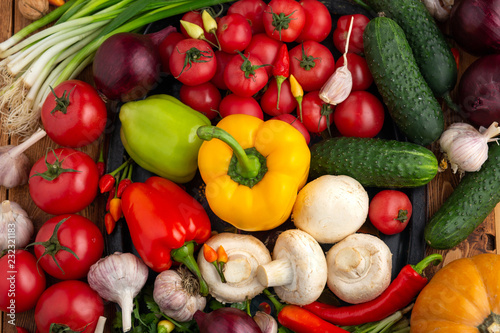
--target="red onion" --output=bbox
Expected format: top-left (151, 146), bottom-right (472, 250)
top-left (457, 54), bottom-right (500, 127)
top-left (194, 308), bottom-right (263, 333)
top-left (449, 0), bottom-right (500, 56)
top-left (92, 26), bottom-right (175, 102)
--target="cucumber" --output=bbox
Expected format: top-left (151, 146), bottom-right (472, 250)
top-left (424, 143), bottom-right (500, 249)
top-left (363, 17), bottom-right (444, 146)
top-left (359, 0), bottom-right (457, 103)
top-left (309, 136), bottom-right (438, 188)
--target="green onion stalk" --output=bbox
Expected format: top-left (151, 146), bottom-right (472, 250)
top-left (0, 0), bottom-right (236, 137)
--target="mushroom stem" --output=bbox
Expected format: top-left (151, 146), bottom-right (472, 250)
top-left (224, 254), bottom-right (252, 284)
top-left (335, 247), bottom-right (368, 279)
top-left (256, 258), bottom-right (294, 287)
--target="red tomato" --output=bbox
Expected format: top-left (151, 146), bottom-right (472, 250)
top-left (211, 50), bottom-right (234, 90)
top-left (158, 32), bottom-right (185, 74)
top-left (296, 0), bottom-right (332, 43)
top-left (179, 11), bottom-right (217, 45)
top-left (272, 114), bottom-right (311, 144)
top-left (262, 0), bottom-right (306, 42)
top-left (260, 77), bottom-right (297, 116)
top-left (219, 94), bottom-right (264, 119)
top-left (217, 13), bottom-right (252, 54)
top-left (227, 0), bottom-right (267, 34)
top-left (336, 53), bottom-right (373, 91)
top-left (224, 52), bottom-right (269, 97)
top-left (244, 33), bottom-right (282, 76)
top-left (333, 91), bottom-right (385, 138)
top-left (289, 41), bottom-right (336, 92)
top-left (35, 280), bottom-right (104, 333)
top-left (180, 82), bottom-right (221, 120)
top-left (369, 190), bottom-right (413, 235)
top-left (169, 39), bottom-right (216, 86)
top-left (33, 214), bottom-right (104, 280)
top-left (333, 14), bottom-right (370, 55)
top-left (0, 250), bottom-right (46, 313)
top-left (301, 90), bottom-right (334, 134)
top-left (41, 80), bottom-right (107, 148)
top-left (29, 148), bottom-right (99, 215)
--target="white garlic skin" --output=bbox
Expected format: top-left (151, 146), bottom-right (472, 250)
top-left (439, 122), bottom-right (500, 173)
top-left (0, 200), bottom-right (33, 251)
top-left (254, 311), bottom-right (278, 333)
top-left (153, 269), bottom-right (206, 323)
top-left (319, 65), bottom-right (353, 105)
top-left (0, 146), bottom-right (31, 188)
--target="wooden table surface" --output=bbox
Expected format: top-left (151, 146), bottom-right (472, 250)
top-left (1, 1), bottom-right (498, 332)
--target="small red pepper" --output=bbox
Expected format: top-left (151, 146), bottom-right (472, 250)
top-left (104, 212), bottom-right (116, 235)
top-left (272, 43), bottom-right (290, 109)
top-left (203, 244), bottom-right (226, 283)
top-left (98, 159), bottom-right (130, 193)
top-left (109, 197), bottom-right (122, 222)
top-left (106, 186), bottom-right (115, 211)
top-left (96, 140), bottom-right (105, 178)
top-left (303, 254), bottom-right (443, 326)
top-left (121, 176), bottom-right (212, 295)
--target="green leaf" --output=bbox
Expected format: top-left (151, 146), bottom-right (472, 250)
top-left (208, 299), bottom-right (225, 311)
top-left (230, 302), bottom-right (247, 311)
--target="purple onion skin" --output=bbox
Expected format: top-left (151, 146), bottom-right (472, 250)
top-left (458, 54), bottom-right (500, 127)
top-left (450, 0), bottom-right (500, 56)
top-left (93, 32), bottom-right (161, 102)
top-left (194, 308), bottom-right (263, 333)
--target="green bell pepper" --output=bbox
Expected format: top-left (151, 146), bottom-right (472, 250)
top-left (119, 94), bottom-right (210, 183)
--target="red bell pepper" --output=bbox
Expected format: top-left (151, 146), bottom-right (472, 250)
top-left (121, 176), bottom-right (212, 295)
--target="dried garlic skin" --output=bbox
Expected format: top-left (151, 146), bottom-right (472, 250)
top-left (319, 65), bottom-right (353, 105)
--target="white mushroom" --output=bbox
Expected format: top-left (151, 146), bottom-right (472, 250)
top-left (292, 175), bottom-right (369, 244)
top-left (326, 233), bottom-right (392, 304)
top-left (197, 233), bottom-right (271, 304)
top-left (256, 229), bottom-right (327, 305)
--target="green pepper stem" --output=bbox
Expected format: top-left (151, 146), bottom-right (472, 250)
top-left (263, 289), bottom-right (284, 313)
top-left (197, 125), bottom-right (261, 179)
top-left (412, 254), bottom-right (443, 275)
top-left (171, 241), bottom-right (209, 296)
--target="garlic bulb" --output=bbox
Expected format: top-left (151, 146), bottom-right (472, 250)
top-left (0, 200), bottom-right (33, 251)
top-left (439, 122), bottom-right (500, 173)
top-left (87, 252), bottom-right (149, 333)
top-left (422, 0), bottom-right (454, 21)
top-left (153, 267), bottom-right (206, 322)
top-left (253, 311), bottom-right (278, 333)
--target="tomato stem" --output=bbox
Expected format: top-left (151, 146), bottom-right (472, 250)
top-left (49, 85), bottom-right (75, 114)
top-left (29, 148), bottom-right (81, 182)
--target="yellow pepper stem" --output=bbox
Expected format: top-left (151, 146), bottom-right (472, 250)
top-left (197, 125), bottom-right (262, 180)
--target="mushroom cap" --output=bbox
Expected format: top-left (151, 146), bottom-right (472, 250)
top-left (264, 229), bottom-right (328, 305)
top-left (197, 232), bottom-right (272, 304)
top-left (326, 233), bottom-right (392, 304)
top-left (292, 175), bottom-right (369, 244)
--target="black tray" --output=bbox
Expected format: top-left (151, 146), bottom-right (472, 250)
top-left (105, 0), bottom-right (427, 283)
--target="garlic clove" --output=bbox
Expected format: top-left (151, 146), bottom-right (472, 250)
top-left (318, 65), bottom-right (353, 106)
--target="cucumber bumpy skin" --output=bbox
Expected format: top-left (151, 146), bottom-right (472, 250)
top-left (359, 0), bottom-right (457, 103)
top-left (363, 17), bottom-right (444, 146)
top-left (425, 142), bottom-right (500, 249)
top-left (309, 136), bottom-right (438, 188)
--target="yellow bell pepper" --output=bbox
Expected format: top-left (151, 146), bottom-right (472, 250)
top-left (197, 114), bottom-right (310, 231)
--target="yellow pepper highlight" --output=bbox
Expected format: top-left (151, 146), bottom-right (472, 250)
top-left (197, 114), bottom-right (310, 231)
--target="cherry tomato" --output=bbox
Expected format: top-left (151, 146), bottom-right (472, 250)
top-left (369, 190), bottom-right (413, 235)
top-left (289, 41), bottom-right (336, 92)
top-left (35, 280), bottom-right (104, 333)
top-left (272, 114), bottom-right (311, 144)
top-left (227, 0), bottom-right (267, 34)
top-left (29, 148), bottom-right (99, 215)
top-left (0, 250), bottom-right (46, 313)
top-left (217, 13), bottom-right (252, 54)
top-left (333, 91), bottom-right (385, 138)
top-left (211, 50), bottom-right (234, 90)
top-left (219, 94), bottom-right (264, 119)
top-left (333, 14), bottom-right (370, 55)
top-left (41, 80), bottom-right (107, 148)
top-left (179, 10), bottom-right (217, 45)
top-left (244, 33), bottom-right (283, 76)
top-left (336, 53), bottom-right (373, 91)
top-left (295, 0), bottom-right (332, 43)
top-left (262, 0), bottom-right (306, 42)
top-left (224, 52), bottom-right (269, 97)
top-left (169, 39), bottom-right (216, 86)
top-left (158, 32), bottom-right (185, 74)
top-left (301, 90), bottom-right (334, 134)
top-left (260, 77), bottom-right (297, 116)
top-left (33, 214), bottom-right (104, 280)
top-left (180, 82), bottom-right (221, 120)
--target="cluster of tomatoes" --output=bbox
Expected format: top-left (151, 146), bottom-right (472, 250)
top-left (159, 0), bottom-right (386, 144)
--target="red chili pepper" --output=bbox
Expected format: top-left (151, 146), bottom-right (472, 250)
top-left (303, 254), bottom-right (443, 326)
top-left (451, 47), bottom-right (460, 70)
top-left (104, 212), bottom-right (116, 235)
top-left (272, 43), bottom-right (290, 109)
top-left (279, 305), bottom-right (349, 333)
top-left (96, 141), bottom-right (105, 178)
top-left (121, 176), bottom-right (212, 295)
top-left (98, 159), bottom-right (130, 193)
